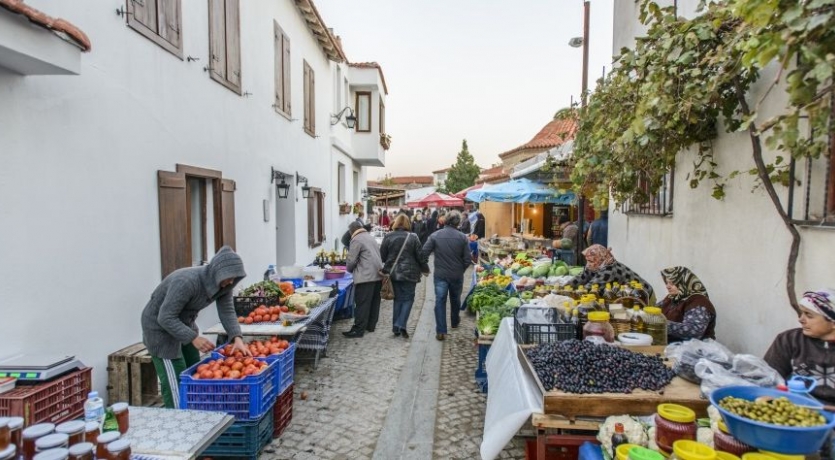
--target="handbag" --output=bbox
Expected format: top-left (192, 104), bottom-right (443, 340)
top-left (380, 234), bottom-right (411, 300)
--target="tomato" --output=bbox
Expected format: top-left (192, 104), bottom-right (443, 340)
top-left (279, 306), bottom-right (289, 313)
top-left (244, 317), bottom-right (253, 325)
top-left (270, 336), bottom-right (278, 343)
top-left (201, 370), bottom-right (214, 379)
top-left (233, 351), bottom-right (243, 358)
top-left (231, 362), bottom-right (244, 371)
top-left (192, 372), bottom-right (201, 379)
top-left (213, 370), bottom-right (223, 379)
top-left (237, 316), bottom-right (245, 323)
top-left (243, 357), bottom-right (254, 366)
top-left (228, 370), bottom-right (241, 379)
top-left (224, 357), bottom-right (235, 365)
top-left (197, 364), bottom-right (210, 372)
top-left (253, 315), bottom-right (263, 322)
top-left (270, 314), bottom-right (279, 322)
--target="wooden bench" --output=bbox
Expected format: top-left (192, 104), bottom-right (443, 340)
top-left (106, 343), bottom-right (162, 407)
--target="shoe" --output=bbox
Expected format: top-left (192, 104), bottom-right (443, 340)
top-left (451, 324), bottom-right (459, 329)
top-left (401, 329), bottom-right (409, 339)
top-left (342, 329), bottom-right (364, 338)
top-left (392, 329), bottom-right (401, 337)
top-left (436, 333), bottom-right (446, 341)
top-left (366, 328), bottom-right (375, 333)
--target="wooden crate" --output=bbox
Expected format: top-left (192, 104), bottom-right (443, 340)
top-left (106, 343), bottom-right (162, 407)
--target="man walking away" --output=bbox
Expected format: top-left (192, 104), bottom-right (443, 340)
top-left (421, 211), bottom-right (472, 341)
top-left (459, 212), bottom-right (471, 234)
top-left (587, 210), bottom-right (609, 248)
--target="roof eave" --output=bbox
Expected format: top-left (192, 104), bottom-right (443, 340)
top-left (294, 0), bottom-right (346, 63)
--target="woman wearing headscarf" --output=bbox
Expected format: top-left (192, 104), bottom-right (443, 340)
top-left (764, 289), bottom-right (835, 407)
top-left (569, 244), bottom-right (655, 301)
top-left (658, 266), bottom-right (717, 342)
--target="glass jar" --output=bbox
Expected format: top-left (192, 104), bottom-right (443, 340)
top-left (35, 433), bottom-right (69, 452)
top-left (67, 442), bottom-right (93, 460)
top-left (95, 432), bottom-right (120, 460)
top-left (8, 417), bottom-right (23, 455)
top-left (21, 424), bottom-right (55, 460)
top-left (583, 311), bottom-right (615, 342)
top-left (54, 421), bottom-right (85, 447)
top-left (627, 446), bottom-right (666, 460)
top-left (655, 404), bottom-right (697, 454)
top-left (713, 421), bottom-right (755, 457)
top-left (0, 418), bottom-right (9, 451)
top-left (82, 423), bottom-right (98, 446)
top-left (110, 403), bottom-right (129, 435)
top-left (670, 440), bottom-right (716, 460)
top-left (106, 439), bottom-right (131, 460)
top-left (0, 445), bottom-right (15, 460)
top-left (33, 448), bottom-right (69, 460)
top-left (643, 306), bottom-right (668, 346)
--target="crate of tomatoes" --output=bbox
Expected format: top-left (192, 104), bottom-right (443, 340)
top-left (215, 338), bottom-right (296, 395)
top-left (179, 355), bottom-right (278, 421)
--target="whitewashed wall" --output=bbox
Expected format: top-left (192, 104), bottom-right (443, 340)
top-left (609, 0), bottom-right (835, 356)
top-left (0, 0), bottom-right (376, 398)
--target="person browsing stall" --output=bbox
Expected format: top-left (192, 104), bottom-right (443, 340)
top-left (658, 266), bottom-right (717, 342)
top-left (569, 244), bottom-right (655, 302)
top-left (343, 221), bottom-right (384, 338)
top-left (141, 246), bottom-right (252, 409)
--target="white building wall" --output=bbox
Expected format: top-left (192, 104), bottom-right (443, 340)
top-left (609, 0), bottom-right (835, 356)
top-left (0, 0), bottom-right (378, 398)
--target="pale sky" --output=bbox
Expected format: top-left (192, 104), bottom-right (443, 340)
top-left (314, 0), bottom-right (615, 179)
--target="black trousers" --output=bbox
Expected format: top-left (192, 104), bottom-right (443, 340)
top-left (353, 281), bottom-right (382, 332)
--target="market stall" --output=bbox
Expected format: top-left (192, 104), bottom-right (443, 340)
top-left (123, 406), bottom-right (234, 459)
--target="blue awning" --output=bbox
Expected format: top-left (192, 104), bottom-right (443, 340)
top-left (465, 178), bottom-right (576, 204)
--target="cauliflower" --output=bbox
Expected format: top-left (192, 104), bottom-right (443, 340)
top-left (697, 427), bottom-right (714, 448)
top-left (707, 405), bottom-right (722, 433)
top-left (597, 415), bottom-right (649, 456)
top-left (647, 426), bottom-right (659, 451)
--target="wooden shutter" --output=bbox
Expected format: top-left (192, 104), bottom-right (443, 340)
top-left (129, 0), bottom-right (158, 33)
top-left (224, 0), bottom-right (241, 90)
top-left (309, 67), bottom-right (315, 134)
top-left (158, 0), bottom-right (181, 48)
top-left (303, 62), bottom-right (311, 133)
top-left (218, 178), bottom-right (237, 250)
top-left (273, 22), bottom-right (283, 113)
top-left (307, 192), bottom-right (315, 247)
top-left (208, 0), bottom-right (227, 82)
top-left (316, 191), bottom-right (325, 243)
top-left (282, 34), bottom-right (291, 114)
top-left (158, 170), bottom-right (189, 279)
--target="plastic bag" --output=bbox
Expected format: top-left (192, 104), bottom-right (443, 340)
top-left (666, 339), bottom-right (733, 383)
top-left (516, 305), bottom-right (557, 325)
top-left (695, 354), bottom-right (785, 397)
top-left (695, 359), bottom-right (754, 397)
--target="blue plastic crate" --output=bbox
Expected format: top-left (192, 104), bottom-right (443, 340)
top-left (474, 342), bottom-right (491, 393)
top-left (275, 342), bottom-right (296, 393)
top-left (203, 403), bottom-right (274, 460)
top-left (179, 356), bottom-right (278, 421)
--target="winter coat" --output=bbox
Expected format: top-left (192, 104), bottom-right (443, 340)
top-left (421, 226), bottom-right (472, 280)
top-left (412, 220), bottom-right (429, 244)
top-left (380, 230), bottom-right (429, 283)
top-left (346, 229), bottom-right (384, 284)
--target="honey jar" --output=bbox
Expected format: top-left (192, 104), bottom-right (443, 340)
top-left (32, 448), bottom-right (69, 460)
top-left (8, 417), bottom-right (23, 454)
top-left (110, 403), bottom-right (129, 435)
top-left (35, 433), bottom-right (69, 452)
top-left (94, 432), bottom-right (120, 460)
top-left (0, 418), bottom-right (9, 450)
top-left (21, 423), bottom-right (55, 460)
top-left (105, 439), bottom-right (131, 460)
top-left (67, 442), bottom-right (93, 460)
top-left (0, 445), bottom-right (15, 460)
top-left (82, 423), bottom-right (98, 446)
top-left (54, 421), bottom-right (85, 447)
top-left (654, 404), bottom-right (697, 454)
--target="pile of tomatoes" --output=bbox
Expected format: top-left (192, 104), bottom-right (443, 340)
top-left (237, 305), bottom-right (289, 324)
top-left (218, 337), bottom-right (291, 358)
top-left (191, 356), bottom-right (268, 380)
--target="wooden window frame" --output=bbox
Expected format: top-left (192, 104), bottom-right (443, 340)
top-left (307, 188), bottom-right (325, 248)
top-left (355, 91), bottom-right (371, 133)
top-left (273, 21), bottom-right (291, 117)
top-left (379, 98), bottom-right (386, 134)
top-left (787, 148), bottom-right (835, 226)
top-left (208, 0), bottom-right (242, 95)
top-left (126, 0), bottom-right (184, 59)
top-left (303, 61), bottom-right (316, 137)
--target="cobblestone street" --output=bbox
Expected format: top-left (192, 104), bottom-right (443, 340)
top-left (262, 266), bottom-right (526, 459)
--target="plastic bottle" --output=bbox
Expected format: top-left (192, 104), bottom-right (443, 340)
top-left (263, 264), bottom-right (276, 281)
top-left (630, 306), bottom-right (645, 333)
top-left (83, 392), bottom-right (104, 426)
top-left (611, 422), bottom-right (630, 460)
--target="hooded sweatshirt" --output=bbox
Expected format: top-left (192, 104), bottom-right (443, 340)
top-left (141, 246), bottom-right (246, 359)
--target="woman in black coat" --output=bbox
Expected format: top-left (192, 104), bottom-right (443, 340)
top-left (380, 214), bottom-right (430, 338)
top-left (426, 210), bottom-right (439, 235)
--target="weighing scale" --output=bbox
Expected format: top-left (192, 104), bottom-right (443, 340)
top-left (0, 354), bottom-right (84, 381)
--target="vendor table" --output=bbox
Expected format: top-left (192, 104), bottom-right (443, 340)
top-left (315, 273), bottom-right (355, 320)
top-left (123, 406), bottom-right (234, 460)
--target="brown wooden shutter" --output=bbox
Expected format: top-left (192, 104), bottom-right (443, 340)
top-left (224, 0), bottom-right (241, 90)
top-left (208, 0), bottom-right (227, 81)
top-left (316, 191), bottom-right (325, 243)
top-left (307, 192), bottom-right (315, 246)
top-left (218, 178), bottom-right (237, 250)
top-left (158, 0), bottom-right (181, 48)
top-left (130, 0), bottom-right (158, 33)
top-left (303, 63), bottom-right (310, 131)
top-left (282, 34), bottom-right (291, 114)
top-left (273, 23), bottom-right (283, 113)
top-left (158, 170), bottom-right (189, 279)
top-left (309, 67), bottom-right (315, 134)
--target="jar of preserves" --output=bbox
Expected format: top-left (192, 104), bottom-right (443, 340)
top-left (67, 442), bottom-right (93, 460)
top-left (740, 454), bottom-right (778, 460)
top-left (95, 432), bottom-right (120, 460)
top-left (33, 448), bottom-right (69, 460)
top-left (670, 440), bottom-right (716, 460)
top-left (643, 307), bottom-right (668, 346)
top-left (110, 403), bottom-right (129, 435)
top-left (756, 452), bottom-right (803, 460)
top-left (8, 417), bottom-right (23, 454)
top-left (82, 423), bottom-right (98, 446)
top-left (55, 421), bottom-right (85, 447)
top-left (713, 421), bottom-right (755, 456)
top-left (0, 445), bottom-right (15, 460)
top-left (21, 424), bottom-right (55, 460)
top-left (0, 418), bottom-right (9, 451)
top-left (106, 439), bottom-right (131, 460)
top-left (627, 446), bottom-right (665, 460)
top-left (654, 403), bottom-right (697, 454)
top-left (35, 433), bottom-right (69, 452)
top-left (583, 311), bottom-right (615, 342)
top-left (715, 453), bottom-right (741, 460)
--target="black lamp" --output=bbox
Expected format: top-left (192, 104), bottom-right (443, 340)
top-left (331, 106), bottom-right (357, 128)
top-left (271, 167), bottom-right (290, 199)
top-left (297, 172), bottom-right (311, 199)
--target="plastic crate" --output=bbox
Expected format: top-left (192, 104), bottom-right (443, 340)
top-left (0, 368), bottom-right (91, 427)
top-left (275, 342), bottom-right (296, 393)
top-left (272, 383), bottom-right (293, 438)
top-left (514, 307), bottom-right (576, 345)
top-left (233, 296), bottom-right (281, 317)
top-left (179, 357), bottom-right (277, 421)
top-left (203, 403), bottom-right (274, 460)
top-left (474, 343), bottom-right (491, 393)
top-left (525, 434), bottom-right (600, 460)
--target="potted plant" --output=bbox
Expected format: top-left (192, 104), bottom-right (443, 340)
top-left (380, 133), bottom-right (392, 150)
top-left (352, 201), bottom-right (364, 214)
top-left (339, 202), bottom-right (351, 215)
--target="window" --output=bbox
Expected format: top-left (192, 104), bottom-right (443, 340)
top-left (208, 0), bottom-right (241, 94)
top-left (355, 92), bottom-right (371, 132)
top-left (273, 21), bottom-right (291, 116)
top-left (303, 61), bottom-right (316, 136)
top-left (126, 0), bottom-right (183, 58)
top-left (307, 188), bottom-right (325, 247)
top-left (379, 98), bottom-right (386, 134)
top-left (157, 165), bottom-right (237, 278)
top-left (788, 148), bottom-right (835, 226)
top-left (621, 169), bottom-right (674, 216)
top-left (337, 163), bottom-right (346, 203)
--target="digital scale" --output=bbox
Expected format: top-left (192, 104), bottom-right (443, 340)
top-left (0, 354), bottom-right (84, 381)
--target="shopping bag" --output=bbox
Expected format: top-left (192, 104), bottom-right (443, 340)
top-left (380, 275), bottom-right (395, 300)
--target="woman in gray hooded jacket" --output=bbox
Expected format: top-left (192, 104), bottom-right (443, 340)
top-left (141, 246), bottom-right (251, 408)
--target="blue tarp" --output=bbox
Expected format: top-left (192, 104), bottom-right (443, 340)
top-left (465, 178), bottom-right (576, 204)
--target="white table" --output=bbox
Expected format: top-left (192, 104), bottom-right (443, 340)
top-left (123, 406), bottom-right (234, 460)
top-left (203, 298), bottom-right (335, 339)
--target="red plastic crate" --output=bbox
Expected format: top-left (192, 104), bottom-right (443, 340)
top-left (272, 383), bottom-right (293, 438)
top-left (0, 368), bottom-right (92, 427)
top-left (525, 434), bottom-right (600, 460)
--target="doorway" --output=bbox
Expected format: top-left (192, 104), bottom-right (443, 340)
top-left (275, 181), bottom-right (297, 267)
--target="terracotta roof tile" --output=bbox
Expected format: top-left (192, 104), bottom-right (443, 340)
top-left (388, 175), bottom-right (433, 185)
top-left (483, 172), bottom-right (510, 184)
top-left (348, 61), bottom-right (389, 95)
top-left (0, 0), bottom-right (91, 51)
top-left (294, 0), bottom-right (346, 62)
top-left (432, 167), bottom-right (451, 174)
top-left (498, 117), bottom-right (577, 159)
top-left (479, 165), bottom-right (505, 176)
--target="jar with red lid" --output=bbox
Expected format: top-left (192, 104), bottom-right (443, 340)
top-left (55, 421), bottom-right (85, 447)
top-left (583, 311), bottom-right (615, 342)
top-left (713, 421), bottom-right (756, 457)
top-left (654, 403), bottom-right (697, 454)
top-left (110, 403), bottom-right (129, 435)
top-left (21, 423), bottom-right (55, 460)
top-left (8, 417), bottom-right (23, 454)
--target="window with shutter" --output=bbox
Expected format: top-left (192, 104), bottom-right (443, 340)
top-left (303, 61), bottom-right (315, 137)
top-left (356, 92), bottom-right (371, 132)
top-left (379, 99), bottom-right (386, 134)
top-left (274, 21), bottom-right (291, 116)
top-left (126, 0), bottom-right (183, 58)
top-left (307, 188), bottom-right (325, 247)
top-left (157, 170), bottom-right (189, 278)
top-left (208, 0), bottom-right (242, 94)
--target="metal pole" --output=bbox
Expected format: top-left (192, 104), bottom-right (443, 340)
top-left (576, 0), bottom-right (590, 264)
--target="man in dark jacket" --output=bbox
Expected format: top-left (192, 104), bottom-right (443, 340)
top-left (141, 246), bottom-right (251, 408)
top-left (421, 211), bottom-right (472, 340)
top-left (473, 212), bottom-right (486, 239)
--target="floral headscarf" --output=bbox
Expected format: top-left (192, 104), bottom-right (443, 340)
top-left (582, 244), bottom-right (616, 272)
top-left (799, 288), bottom-right (835, 322)
top-left (661, 266), bottom-right (708, 301)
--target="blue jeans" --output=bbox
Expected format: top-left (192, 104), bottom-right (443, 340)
top-left (392, 280), bottom-right (417, 331)
top-left (434, 276), bottom-right (463, 334)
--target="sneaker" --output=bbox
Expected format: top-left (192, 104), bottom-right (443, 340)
top-left (436, 333), bottom-right (446, 341)
top-left (401, 329), bottom-right (409, 339)
top-left (342, 329), bottom-right (364, 338)
top-left (392, 328), bottom-right (401, 337)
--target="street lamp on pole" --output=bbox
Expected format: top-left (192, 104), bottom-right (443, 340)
top-left (569, 0), bottom-right (590, 264)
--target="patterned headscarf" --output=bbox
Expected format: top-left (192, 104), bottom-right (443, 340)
top-left (799, 288), bottom-right (835, 322)
top-left (582, 244), bottom-right (616, 272)
top-left (661, 266), bottom-right (708, 301)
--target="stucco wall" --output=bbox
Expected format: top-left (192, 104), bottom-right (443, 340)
top-left (0, 0), bottom-right (372, 398)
